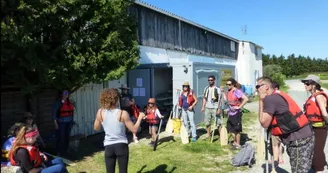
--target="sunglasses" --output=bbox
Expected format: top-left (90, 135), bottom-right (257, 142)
top-left (255, 84), bottom-right (265, 89)
top-left (182, 85), bottom-right (189, 87)
top-left (303, 82), bottom-right (311, 86)
top-left (208, 80), bottom-right (214, 82)
top-left (148, 102), bottom-right (155, 105)
top-left (226, 83), bottom-right (232, 86)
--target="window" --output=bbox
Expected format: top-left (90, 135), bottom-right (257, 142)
top-left (230, 41), bottom-right (236, 52)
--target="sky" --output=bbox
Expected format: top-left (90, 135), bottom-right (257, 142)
top-left (142, 0), bottom-right (328, 59)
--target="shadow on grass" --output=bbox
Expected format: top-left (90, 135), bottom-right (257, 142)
top-left (137, 164), bottom-right (177, 173)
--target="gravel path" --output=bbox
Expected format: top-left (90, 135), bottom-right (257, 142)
top-left (232, 80), bottom-right (328, 173)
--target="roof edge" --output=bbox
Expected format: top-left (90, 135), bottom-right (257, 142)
top-left (134, 0), bottom-right (239, 42)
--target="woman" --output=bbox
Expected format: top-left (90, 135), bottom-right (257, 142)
top-left (9, 126), bottom-right (68, 173)
top-left (23, 112), bottom-right (45, 150)
top-left (225, 78), bottom-right (248, 149)
top-left (52, 90), bottom-right (75, 156)
top-left (302, 75), bottom-right (328, 173)
top-left (93, 88), bottom-right (145, 173)
top-left (1, 123), bottom-right (24, 166)
top-left (145, 98), bottom-right (164, 146)
top-left (178, 82), bottom-right (198, 142)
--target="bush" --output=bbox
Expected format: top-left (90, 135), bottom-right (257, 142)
top-left (263, 65), bottom-right (286, 87)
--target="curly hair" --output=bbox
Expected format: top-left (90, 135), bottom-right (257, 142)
top-left (100, 88), bottom-right (120, 109)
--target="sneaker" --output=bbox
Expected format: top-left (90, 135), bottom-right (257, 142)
top-left (148, 141), bottom-right (154, 146)
top-left (191, 137), bottom-right (197, 142)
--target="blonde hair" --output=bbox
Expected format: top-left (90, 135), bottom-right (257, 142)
top-left (9, 126), bottom-right (34, 158)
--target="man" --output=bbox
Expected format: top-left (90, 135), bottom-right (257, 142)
top-left (225, 78), bottom-right (248, 149)
top-left (119, 84), bottom-right (139, 143)
top-left (201, 75), bottom-right (222, 139)
top-left (257, 77), bottom-right (314, 173)
top-left (270, 82), bottom-right (284, 165)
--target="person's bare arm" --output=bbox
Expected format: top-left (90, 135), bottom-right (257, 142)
top-left (93, 109), bottom-right (102, 131)
top-left (259, 99), bottom-right (273, 128)
top-left (191, 93), bottom-right (198, 107)
top-left (201, 97), bottom-right (207, 112)
top-left (316, 94), bottom-right (328, 122)
top-left (123, 110), bottom-right (145, 133)
top-left (238, 94), bottom-right (249, 109)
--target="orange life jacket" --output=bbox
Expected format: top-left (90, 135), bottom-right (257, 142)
top-left (304, 91), bottom-right (328, 123)
top-left (227, 89), bottom-right (241, 106)
top-left (59, 100), bottom-right (74, 117)
top-left (179, 90), bottom-right (195, 107)
top-left (131, 104), bottom-right (140, 119)
top-left (146, 108), bottom-right (159, 124)
top-left (270, 91), bottom-right (309, 136)
top-left (10, 145), bottom-right (42, 167)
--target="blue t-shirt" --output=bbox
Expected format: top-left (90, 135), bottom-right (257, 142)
top-left (2, 136), bottom-right (15, 166)
top-left (181, 94), bottom-right (189, 109)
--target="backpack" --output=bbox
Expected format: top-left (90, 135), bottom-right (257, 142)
top-left (231, 143), bottom-right (256, 168)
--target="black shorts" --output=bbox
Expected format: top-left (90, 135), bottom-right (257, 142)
top-left (227, 112), bottom-right (243, 133)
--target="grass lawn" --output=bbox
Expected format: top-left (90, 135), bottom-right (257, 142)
top-left (67, 112), bottom-right (258, 173)
top-left (287, 72), bottom-right (328, 80)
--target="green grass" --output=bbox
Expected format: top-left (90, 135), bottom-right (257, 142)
top-left (321, 82), bottom-right (328, 89)
top-left (67, 112), bottom-right (258, 173)
top-left (287, 72), bottom-right (328, 80)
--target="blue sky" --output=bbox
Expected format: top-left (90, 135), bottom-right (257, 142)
top-left (142, 0), bottom-right (328, 59)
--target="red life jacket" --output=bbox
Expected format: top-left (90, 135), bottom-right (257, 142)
top-left (179, 90), bottom-right (195, 107)
top-left (131, 104), bottom-right (140, 119)
top-left (227, 89), bottom-right (241, 106)
top-left (10, 145), bottom-right (42, 167)
top-left (305, 91), bottom-right (328, 123)
top-left (146, 108), bottom-right (159, 124)
top-left (270, 91), bottom-right (309, 136)
top-left (59, 100), bottom-right (74, 117)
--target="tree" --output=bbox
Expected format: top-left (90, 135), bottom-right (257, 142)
top-left (1, 0), bottom-right (139, 94)
top-left (263, 64), bottom-right (286, 87)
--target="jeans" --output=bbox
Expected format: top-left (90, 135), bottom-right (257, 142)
top-left (181, 109), bottom-right (197, 138)
top-left (56, 121), bottom-right (73, 155)
top-left (41, 158), bottom-right (68, 173)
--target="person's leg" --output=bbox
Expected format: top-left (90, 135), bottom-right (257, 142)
top-left (272, 136), bottom-right (279, 162)
top-left (115, 143), bottom-right (129, 173)
top-left (204, 108), bottom-right (211, 137)
top-left (151, 125), bottom-right (158, 142)
top-left (104, 145), bottom-right (117, 173)
top-left (181, 109), bottom-right (190, 137)
top-left (312, 128), bottom-right (327, 172)
top-left (40, 164), bottom-right (67, 173)
top-left (56, 122), bottom-right (66, 156)
top-left (235, 112), bottom-right (242, 146)
top-left (278, 142), bottom-right (284, 164)
top-left (63, 121), bottom-right (73, 154)
top-left (187, 110), bottom-right (197, 140)
top-left (287, 135), bottom-right (314, 173)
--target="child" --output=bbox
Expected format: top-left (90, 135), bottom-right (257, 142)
top-left (145, 98), bottom-right (164, 147)
top-left (1, 123), bottom-right (24, 166)
top-left (23, 112), bottom-right (45, 150)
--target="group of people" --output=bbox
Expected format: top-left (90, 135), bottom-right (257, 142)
top-left (257, 75), bottom-right (328, 173)
top-left (2, 74), bottom-right (326, 173)
top-left (1, 90), bottom-right (74, 173)
top-left (93, 75), bottom-right (250, 173)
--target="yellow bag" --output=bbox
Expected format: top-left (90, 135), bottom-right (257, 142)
top-left (172, 118), bottom-right (182, 134)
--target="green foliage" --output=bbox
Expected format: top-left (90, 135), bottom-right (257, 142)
top-left (262, 54), bottom-right (328, 78)
top-left (1, 0), bottom-right (139, 94)
top-left (263, 64), bottom-right (286, 87)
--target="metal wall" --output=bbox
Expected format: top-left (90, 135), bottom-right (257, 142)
top-left (70, 83), bottom-right (104, 137)
top-left (131, 4), bottom-right (238, 59)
